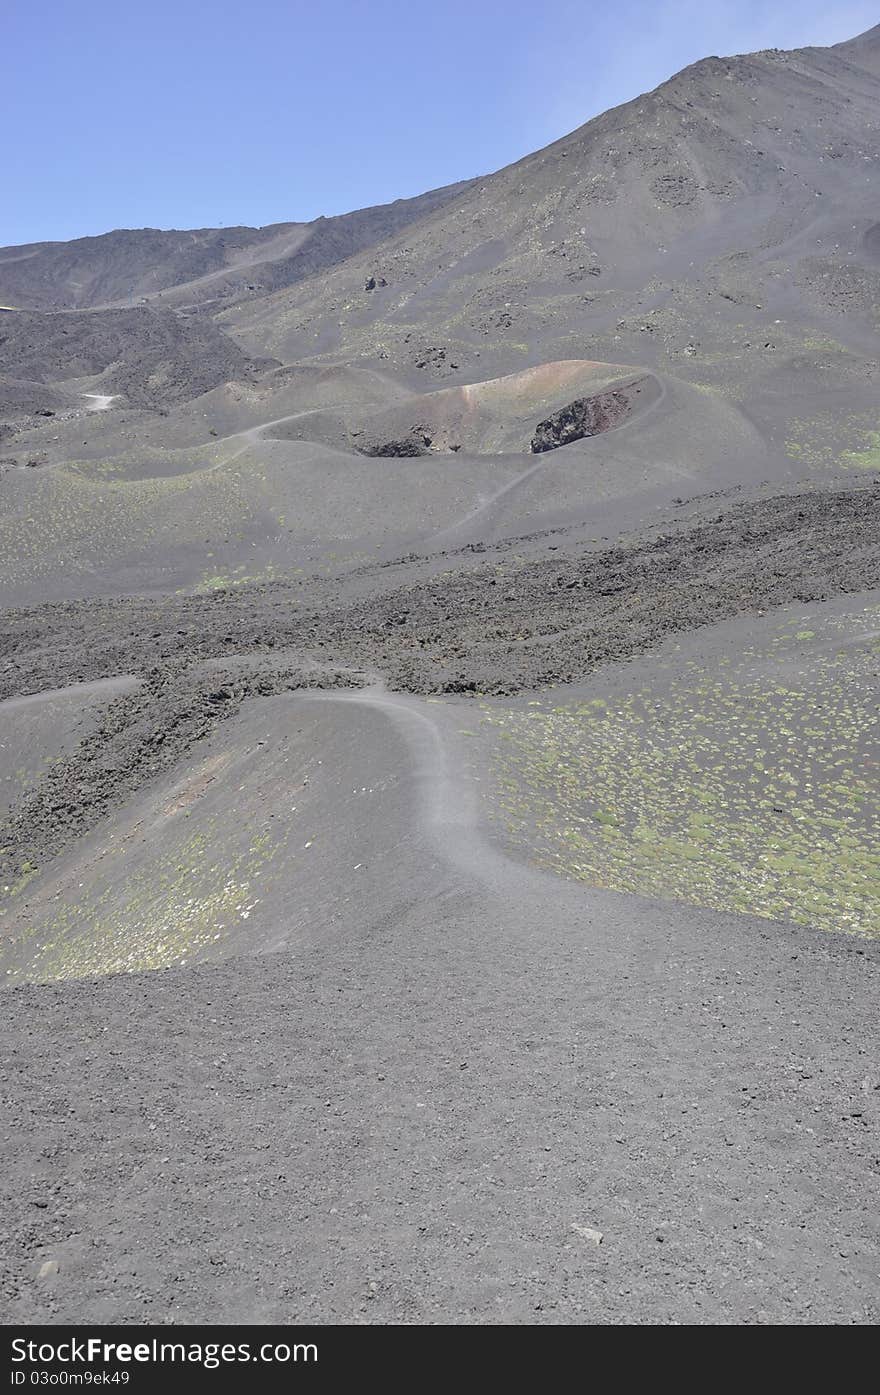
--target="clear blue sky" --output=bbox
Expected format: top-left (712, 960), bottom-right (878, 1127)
top-left (5, 0), bottom-right (877, 246)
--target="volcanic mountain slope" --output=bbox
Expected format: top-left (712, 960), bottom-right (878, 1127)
top-left (0, 181), bottom-right (472, 421)
top-left (1, 579), bottom-right (877, 1324)
top-left (222, 29), bottom-right (880, 429)
top-left (1, 27), bottom-right (879, 1326)
top-left (836, 20), bottom-right (880, 74)
top-left (0, 306), bottom-right (277, 413)
top-left (1, 29), bottom-right (878, 596)
top-left (0, 180), bottom-right (473, 312)
top-left (0, 223), bottom-right (307, 311)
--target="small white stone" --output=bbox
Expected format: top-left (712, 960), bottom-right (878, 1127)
top-left (571, 1224), bottom-right (603, 1246)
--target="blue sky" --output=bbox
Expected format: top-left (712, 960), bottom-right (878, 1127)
top-left (4, 0), bottom-right (876, 246)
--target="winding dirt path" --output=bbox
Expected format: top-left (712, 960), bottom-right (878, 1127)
top-left (304, 683), bottom-right (505, 888)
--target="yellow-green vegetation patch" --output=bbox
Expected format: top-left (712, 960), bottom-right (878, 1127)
top-left (785, 413), bottom-right (880, 472)
top-left (69, 443), bottom-right (224, 481)
top-left (194, 563), bottom-right (281, 593)
top-left (4, 820), bottom-right (285, 983)
top-left (484, 607), bottom-right (879, 936)
top-left (0, 461), bottom-right (262, 590)
top-left (840, 431), bottom-right (880, 471)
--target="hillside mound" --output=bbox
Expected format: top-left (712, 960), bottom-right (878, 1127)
top-left (265, 360), bottom-right (662, 457)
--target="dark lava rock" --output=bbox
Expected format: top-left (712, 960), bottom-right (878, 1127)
top-left (361, 433), bottom-right (429, 458)
top-left (531, 389), bottom-right (631, 453)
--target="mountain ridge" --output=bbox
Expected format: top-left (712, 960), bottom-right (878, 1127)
top-left (0, 179), bottom-right (474, 312)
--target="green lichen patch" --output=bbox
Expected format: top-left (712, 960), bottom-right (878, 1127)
top-left (484, 606), bottom-right (879, 936)
top-left (785, 415), bottom-right (880, 472)
top-left (3, 821), bottom-right (285, 984)
top-left (840, 431), bottom-right (880, 472)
